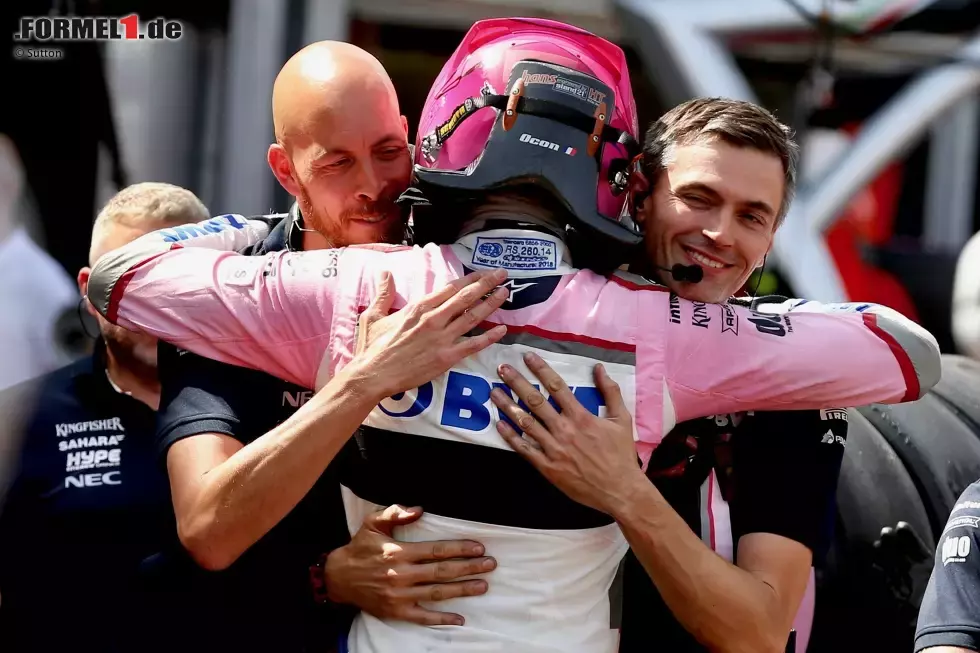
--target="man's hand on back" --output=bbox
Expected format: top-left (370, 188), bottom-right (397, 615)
top-left (490, 352), bottom-right (644, 517)
top-left (349, 268), bottom-right (509, 401)
top-left (324, 505), bottom-right (496, 626)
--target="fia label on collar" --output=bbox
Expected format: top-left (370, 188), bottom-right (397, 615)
top-left (472, 236), bottom-right (557, 271)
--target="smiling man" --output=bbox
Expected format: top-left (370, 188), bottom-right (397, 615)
top-left (631, 99), bottom-right (790, 299)
top-left (491, 98), bottom-right (848, 653)
top-left (266, 41), bottom-right (411, 248)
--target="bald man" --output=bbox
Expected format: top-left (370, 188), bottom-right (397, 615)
top-left (150, 40), bottom-right (498, 652)
top-left (267, 41), bottom-right (412, 248)
top-left (0, 183), bottom-right (210, 653)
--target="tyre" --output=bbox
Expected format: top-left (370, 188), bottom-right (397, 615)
top-left (810, 354), bottom-right (980, 651)
top-left (929, 355), bottom-right (980, 436)
top-left (808, 408), bottom-right (934, 652)
top-left (859, 392), bottom-right (980, 536)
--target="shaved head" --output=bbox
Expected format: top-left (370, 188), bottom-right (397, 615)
top-left (273, 42), bottom-right (398, 146)
top-left (80, 182), bottom-right (210, 378)
top-left (89, 182), bottom-right (209, 265)
top-left (267, 41), bottom-right (412, 248)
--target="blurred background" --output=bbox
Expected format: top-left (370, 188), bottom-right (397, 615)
top-left (3, 0), bottom-right (980, 650)
top-left (4, 0), bottom-right (980, 357)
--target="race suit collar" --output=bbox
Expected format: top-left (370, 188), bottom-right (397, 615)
top-left (452, 228), bottom-right (575, 277)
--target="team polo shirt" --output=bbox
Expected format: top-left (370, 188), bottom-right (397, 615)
top-left (154, 211), bottom-right (356, 652)
top-left (915, 481), bottom-right (980, 652)
top-left (0, 345), bottom-right (177, 652)
top-left (618, 392), bottom-right (847, 649)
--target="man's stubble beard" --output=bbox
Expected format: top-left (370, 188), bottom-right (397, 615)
top-left (297, 183), bottom-right (406, 247)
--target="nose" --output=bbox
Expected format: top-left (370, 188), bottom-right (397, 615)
top-left (354, 159), bottom-right (382, 202)
top-left (701, 208), bottom-right (736, 248)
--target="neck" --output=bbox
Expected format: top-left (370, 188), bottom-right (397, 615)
top-left (627, 253), bottom-right (657, 281)
top-left (301, 229), bottom-right (334, 251)
top-left (104, 345), bottom-right (161, 411)
top-left (461, 194), bottom-right (566, 239)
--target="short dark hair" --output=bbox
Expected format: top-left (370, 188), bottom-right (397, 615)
top-left (641, 97), bottom-right (799, 225)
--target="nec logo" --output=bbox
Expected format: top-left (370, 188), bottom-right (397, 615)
top-left (283, 390), bottom-right (314, 408)
top-left (64, 471), bottom-right (121, 488)
top-left (519, 133), bottom-right (576, 156)
top-left (378, 371), bottom-right (604, 433)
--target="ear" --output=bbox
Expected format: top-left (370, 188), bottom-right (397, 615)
top-left (77, 267), bottom-right (89, 297)
top-left (400, 115), bottom-right (409, 138)
top-left (630, 157), bottom-right (653, 226)
top-left (268, 143), bottom-right (302, 197)
top-left (77, 267), bottom-right (99, 318)
top-left (629, 155), bottom-right (649, 196)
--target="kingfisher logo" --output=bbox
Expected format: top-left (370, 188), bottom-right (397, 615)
top-left (55, 418), bottom-right (124, 438)
top-left (519, 133), bottom-right (576, 156)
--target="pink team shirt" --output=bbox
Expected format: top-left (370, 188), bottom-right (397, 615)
top-left (90, 216), bottom-right (939, 467)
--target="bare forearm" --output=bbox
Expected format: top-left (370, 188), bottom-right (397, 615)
top-left (181, 366), bottom-right (380, 569)
top-left (611, 478), bottom-right (789, 653)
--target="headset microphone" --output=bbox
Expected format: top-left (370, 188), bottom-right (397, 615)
top-left (656, 263), bottom-right (703, 284)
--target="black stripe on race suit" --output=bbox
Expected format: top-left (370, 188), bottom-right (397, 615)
top-left (339, 426), bottom-right (614, 530)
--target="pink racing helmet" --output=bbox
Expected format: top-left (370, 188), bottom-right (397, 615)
top-left (411, 17), bottom-right (643, 249)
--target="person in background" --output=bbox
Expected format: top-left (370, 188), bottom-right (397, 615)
top-left (952, 229), bottom-right (980, 361)
top-left (915, 478), bottom-right (980, 653)
top-left (0, 134), bottom-right (77, 391)
top-left (0, 182), bottom-right (210, 653)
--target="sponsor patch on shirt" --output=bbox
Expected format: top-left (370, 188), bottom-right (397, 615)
top-left (472, 237), bottom-right (558, 271)
top-left (944, 515), bottom-right (980, 534)
top-left (820, 408), bottom-right (848, 422)
top-left (942, 534), bottom-right (972, 565)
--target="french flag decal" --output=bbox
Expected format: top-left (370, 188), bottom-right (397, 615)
top-left (564, 146), bottom-right (577, 156)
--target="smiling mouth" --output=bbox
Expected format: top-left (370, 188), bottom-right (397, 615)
top-left (683, 246), bottom-right (729, 269)
top-left (351, 212), bottom-right (395, 224)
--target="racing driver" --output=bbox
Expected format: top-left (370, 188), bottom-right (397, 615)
top-left (86, 18), bottom-right (941, 653)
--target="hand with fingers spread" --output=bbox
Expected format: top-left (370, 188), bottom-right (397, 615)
top-left (323, 504), bottom-right (496, 626)
top-left (490, 352), bottom-right (645, 517)
top-left (348, 268), bottom-right (509, 402)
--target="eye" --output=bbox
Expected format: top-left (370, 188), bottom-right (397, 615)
top-left (741, 212), bottom-right (771, 227)
top-left (376, 146), bottom-right (406, 160)
top-left (682, 193), bottom-right (710, 208)
top-left (322, 158), bottom-right (352, 171)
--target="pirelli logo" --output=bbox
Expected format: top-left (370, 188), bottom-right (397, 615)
top-left (820, 409), bottom-right (848, 422)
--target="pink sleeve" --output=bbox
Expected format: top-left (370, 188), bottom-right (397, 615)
top-left (646, 295), bottom-right (941, 425)
top-left (93, 246), bottom-right (365, 390)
